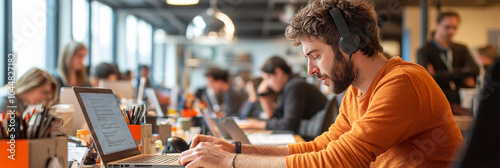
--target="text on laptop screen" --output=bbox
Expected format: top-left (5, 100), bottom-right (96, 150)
top-left (79, 92), bottom-right (137, 155)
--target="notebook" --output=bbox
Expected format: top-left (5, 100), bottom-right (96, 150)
top-left (73, 87), bottom-right (183, 168)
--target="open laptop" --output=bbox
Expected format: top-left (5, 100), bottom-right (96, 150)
top-left (144, 88), bottom-right (164, 117)
top-left (59, 87), bottom-right (88, 135)
top-left (199, 108), bottom-right (295, 145)
top-left (73, 87), bottom-right (183, 168)
top-left (99, 80), bottom-right (134, 99)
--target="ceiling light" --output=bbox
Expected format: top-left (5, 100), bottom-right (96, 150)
top-left (167, 0), bottom-right (199, 5)
top-left (186, 0), bottom-right (235, 44)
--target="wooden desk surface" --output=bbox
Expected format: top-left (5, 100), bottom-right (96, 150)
top-left (294, 135), bottom-right (306, 143)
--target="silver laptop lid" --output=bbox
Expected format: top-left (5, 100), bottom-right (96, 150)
top-left (73, 87), bottom-right (140, 166)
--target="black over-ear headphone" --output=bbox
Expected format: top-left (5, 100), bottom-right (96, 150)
top-left (329, 7), bottom-right (360, 56)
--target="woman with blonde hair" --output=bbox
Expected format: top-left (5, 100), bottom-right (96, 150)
top-left (55, 41), bottom-right (90, 87)
top-left (1, 68), bottom-right (59, 115)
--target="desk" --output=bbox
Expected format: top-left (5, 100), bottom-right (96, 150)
top-left (454, 115), bottom-right (475, 132)
top-left (243, 130), bottom-right (306, 143)
top-left (294, 135), bottom-right (306, 143)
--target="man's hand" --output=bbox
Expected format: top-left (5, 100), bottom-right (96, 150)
top-left (427, 63), bottom-right (436, 76)
top-left (463, 76), bottom-right (476, 87)
top-left (179, 142), bottom-right (235, 168)
top-left (190, 134), bottom-right (234, 153)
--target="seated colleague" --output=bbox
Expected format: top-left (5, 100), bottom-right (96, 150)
top-left (135, 65), bottom-right (158, 88)
top-left (242, 56), bottom-right (327, 133)
top-left (1, 68), bottom-right (59, 116)
top-left (55, 41), bottom-right (90, 87)
top-left (178, 1), bottom-right (464, 167)
top-left (239, 77), bottom-right (264, 119)
top-left (417, 12), bottom-right (479, 105)
top-left (476, 44), bottom-right (499, 88)
top-left (89, 62), bottom-right (120, 86)
top-left (454, 57), bottom-right (500, 167)
top-left (204, 67), bottom-right (246, 117)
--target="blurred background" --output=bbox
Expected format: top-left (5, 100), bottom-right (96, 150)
top-left (2, 0), bottom-right (500, 109)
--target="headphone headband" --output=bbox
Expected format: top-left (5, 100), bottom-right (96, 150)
top-left (328, 6), bottom-right (360, 55)
top-left (329, 8), bottom-right (351, 37)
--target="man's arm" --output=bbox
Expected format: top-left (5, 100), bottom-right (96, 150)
top-left (242, 144), bottom-right (290, 155)
top-left (461, 46), bottom-right (480, 77)
top-left (190, 134), bottom-right (290, 156)
top-left (180, 142), bottom-right (287, 168)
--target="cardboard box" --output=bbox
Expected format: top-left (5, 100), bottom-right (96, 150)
top-left (0, 136), bottom-right (68, 168)
top-left (158, 123), bottom-right (172, 145)
top-left (128, 124), bottom-right (154, 154)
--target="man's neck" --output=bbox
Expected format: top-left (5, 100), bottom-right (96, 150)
top-left (433, 36), bottom-right (451, 49)
top-left (352, 52), bottom-right (389, 94)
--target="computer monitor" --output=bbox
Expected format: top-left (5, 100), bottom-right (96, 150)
top-left (99, 80), bottom-right (134, 99)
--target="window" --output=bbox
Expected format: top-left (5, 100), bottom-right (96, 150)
top-left (72, 0), bottom-right (89, 67)
top-left (153, 29), bottom-right (166, 85)
top-left (90, 1), bottom-right (113, 67)
top-left (123, 15), bottom-right (138, 72)
top-left (137, 20), bottom-right (152, 66)
top-left (12, 0), bottom-right (47, 76)
top-left (72, 0), bottom-right (89, 43)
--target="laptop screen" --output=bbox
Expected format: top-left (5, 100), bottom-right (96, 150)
top-left (79, 92), bottom-right (137, 155)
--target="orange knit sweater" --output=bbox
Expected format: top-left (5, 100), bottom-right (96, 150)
top-left (286, 58), bottom-right (464, 167)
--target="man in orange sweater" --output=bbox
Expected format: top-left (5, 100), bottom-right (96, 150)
top-left (178, 0), bottom-right (464, 167)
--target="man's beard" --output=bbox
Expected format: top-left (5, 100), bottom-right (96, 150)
top-left (319, 48), bottom-right (357, 94)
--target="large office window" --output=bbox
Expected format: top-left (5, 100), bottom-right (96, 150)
top-left (12, 0), bottom-right (47, 76)
top-left (72, 0), bottom-right (89, 44)
top-left (153, 29), bottom-right (166, 85)
top-left (72, 0), bottom-right (89, 67)
top-left (90, 1), bottom-right (113, 67)
top-left (137, 20), bottom-right (152, 66)
top-left (124, 15), bottom-right (138, 72)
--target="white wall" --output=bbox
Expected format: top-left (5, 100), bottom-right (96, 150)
top-left (403, 5), bottom-right (500, 63)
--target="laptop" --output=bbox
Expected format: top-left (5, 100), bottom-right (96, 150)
top-left (73, 87), bottom-right (183, 168)
top-left (59, 87), bottom-right (88, 135)
top-left (99, 80), bottom-right (134, 99)
top-left (199, 108), bottom-right (296, 145)
top-left (144, 88), bottom-right (164, 117)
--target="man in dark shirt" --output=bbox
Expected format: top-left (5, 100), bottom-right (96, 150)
top-left (417, 12), bottom-right (479, 105)
top-left (204, 67), bottom-right (246, 117)
top-left (242, 56), bottom-right (326, 133)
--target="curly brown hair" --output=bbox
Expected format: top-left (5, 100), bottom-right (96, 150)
top-left (285, 0), bottom-right (383, 57)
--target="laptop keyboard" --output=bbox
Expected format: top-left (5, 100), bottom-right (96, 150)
top-left (116, 155), bottom-right (179, 164)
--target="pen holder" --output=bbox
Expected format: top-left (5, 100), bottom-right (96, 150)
top-left (0, 136), bottom-right (68, 168)
top-left (128, 124), bottom-right (154, 154)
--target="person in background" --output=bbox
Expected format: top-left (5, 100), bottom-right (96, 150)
top-left (1, 68), bottom-right (59, 116)
top-left (477, 44), bottom-right (499, 88)
top-left (454, 53), bottom-right (500, 167)
top-left (204, 67), bottom-right (246, 117)
top-left (89, 62), bottom-right (121, 87)
top-left (233, 70), bottom-right (252, 95)
top-left (417, 12), bottom-right (480, 105)
top-left (179, 0), bottom-right (464, 167)
top-left (240, 56), bottom-right (327, 133)
top-left (122, 70), bottom-right (133, 82)
top-left (55, 41), bottom-right (90, 87)
top-left (239, 77), bottom-right (266, 119)
top-left (135, 65), bottom-right (157, 88)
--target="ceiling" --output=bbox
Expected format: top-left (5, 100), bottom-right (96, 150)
top-left (98, 0), bottom-right (500, 40)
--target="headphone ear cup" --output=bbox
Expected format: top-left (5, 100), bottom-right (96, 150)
top-left (339, 35), bottom-right (360, 55)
